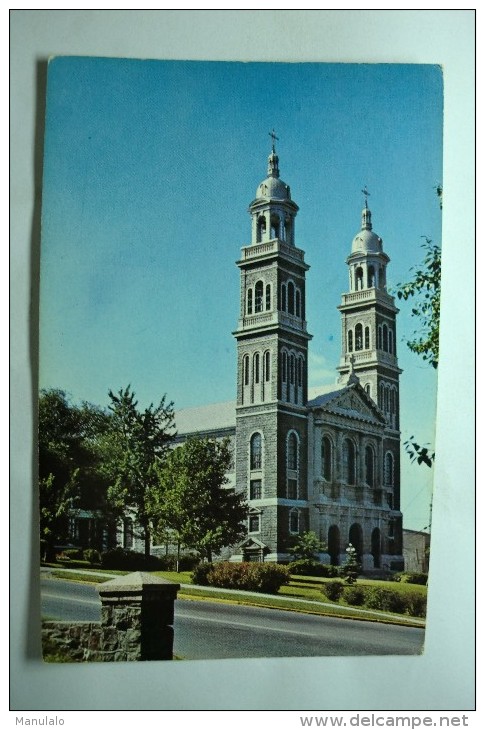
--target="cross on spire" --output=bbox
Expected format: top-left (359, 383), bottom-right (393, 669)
top-left (269, 129), bottom-right (279, 153)
top-left (361, 186), bottom-right (370, 208)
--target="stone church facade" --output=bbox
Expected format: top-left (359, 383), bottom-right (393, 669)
top-left (176, 143), bottom-right (404, 572)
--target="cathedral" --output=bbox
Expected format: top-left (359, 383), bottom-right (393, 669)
top-left (175, 141), bottom-right (404, 572)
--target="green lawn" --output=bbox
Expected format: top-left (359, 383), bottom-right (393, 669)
top-left (45, 566), bottom-right (426, 626)
top-left (285, 574), bottom-right (427, 599)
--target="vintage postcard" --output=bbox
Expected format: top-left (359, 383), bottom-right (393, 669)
top-left (38, 57), bottom-right (442, 662)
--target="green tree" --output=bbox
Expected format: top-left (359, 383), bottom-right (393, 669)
top-left (39, 473), bottom-right (78, 562)
top-left (156, 436), bottom-right (248, 563)
top-left (38, 389), bottom-right (116, 559)
top-left (106, 386), bottom-right (176, 558)
top-left (395, 185), bottom-right (442, 468)
top-left (288, 531), bottom-right (325, 561)
top-left (396, 236), bottom-right (441, 370)
top-left (340, 543), bottom-right (361, 585)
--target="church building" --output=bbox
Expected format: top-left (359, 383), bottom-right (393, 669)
top-left (175, 141), bottom-right (404, 572)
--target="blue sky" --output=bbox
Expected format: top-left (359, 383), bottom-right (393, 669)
top-left (39, 58), bottom-right (443, 531)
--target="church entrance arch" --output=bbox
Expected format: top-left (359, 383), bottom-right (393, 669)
top-left (349, 523), bottom-right (363, 562)
top-left (371, 527), bottom-right (382, 568)
top-left (328, 525), bottom-right (340, 566)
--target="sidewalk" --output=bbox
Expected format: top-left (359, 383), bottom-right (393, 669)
top-left (41, 566), bottom-right (426, 627)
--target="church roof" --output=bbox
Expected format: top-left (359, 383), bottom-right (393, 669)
top-left (351, 206), bottom-right (383, 254)
top-left (175, 399), bottom-right (236, 437)
top-left (174, 380), bottom-right (385, 436)
top-left (307, 382), bottom-right (345, 407)
top-left (309, 380), bottom-right (386, 426)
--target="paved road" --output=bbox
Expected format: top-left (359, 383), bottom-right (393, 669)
top-left (41, 577), bottom-right (425, 659)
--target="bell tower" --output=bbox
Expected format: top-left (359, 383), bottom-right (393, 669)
top-left (233, 136), bottom-right (312, 562)
top-left (337, 190), bottom-right (402, 431)
top-left (337, 190), bottom-right (403, 518)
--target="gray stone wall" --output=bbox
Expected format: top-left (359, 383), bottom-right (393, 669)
top-left (42, 572), bottom-right (179, 662)
top-left (42, 622), bottom-right (103, 662)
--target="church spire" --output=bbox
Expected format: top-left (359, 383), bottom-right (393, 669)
top-left (361, 186), bottom-right (372, 230)
top-left (267, 129), bottom-right (280, 177)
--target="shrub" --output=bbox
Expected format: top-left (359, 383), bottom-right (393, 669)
top-left (192, 562), bottom-right (289, 594)
top-left (364, 587), bottom-right (407, 614)
top-left (83, 548), bottom-right (101, 564)
top-left (404, 591), bottom-right (427, 618)
top-left (191, 562), bottom-right (214, 586)
top-left (256, 563), bottom-right (291, 593)
top-left (158, 554), bottom-right (200, 572)
top-left (402, 572), bottom-right (428, 586)
top-left (100, 548), bottom-right (164, 571)
top-left (323, 580), bottom-right (345, 602)
top-left (289, 559), bottom-right (338, 577)
top-left (344, 585), bottom-right (367, 606)
top-left (58, 548), bottom-right (83, 560)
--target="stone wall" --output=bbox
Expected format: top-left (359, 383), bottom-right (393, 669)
top-left (42, 622), bottom-right (103, 662)
top-left (42, 572), bottom-right (179, 662)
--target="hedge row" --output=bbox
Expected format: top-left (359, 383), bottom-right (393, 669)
top-left (393, 572), bottom-right (428, 585)
top-left (289, 559), bottom-right (340, 577)
top-left (192, 561), bottom-right (290, 594)
top-left (322, 581), bottom-right (427, 617)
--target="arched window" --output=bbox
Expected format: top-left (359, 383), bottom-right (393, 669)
top-left (297, 356), bottom-right (303, 387)
top-left (250, 432), bottom-right (262, 470)
top-left (284, 215), bottom-right (292, 243)
top-left (270, 214), bottom-right (280, 239)
top-left (356, 267), bottom-right (364, 290)
top-left (364, 326), bottom-right (370, 349)
top-left (256, 215), bottom-right (266, 243)
top-left (348, 330), bottom-right (353, 353)
top-left (255, 281), bottom-right (264, 313)
top-left (248, 511), bottom-right (260, 531)
top-left (288, 281), bottom-right (295, 315)
top-left (384, 452), bottom-right (394, 487)
top-left (254, 353), bottom-right (260, 384)
top-left (287, 432), bottom-right (298, 471)
top-left (321, 436), bottom-right (332, 481)
top-left (355, 323), bottom-right (363, 351)
top-left (295, 289), bottom-right (301, 318)
top-left (281, 350), bottom-right (287, 383)
top-left (378, 325), bottom-right (382, 350)
top-left (289, 509), bottom-right (299, 534)
top-left (379, 266), bottom-right (385, 288)
top-left (281, 283), bottom-right (287, 312)
top-left (243, 355), bottom-right (250, 386)
top-left (343, 438), bottom-right (355, 485)
top-left (247, 288), bottom-right (253, 315)
top-left (379, 382), bottom-right (385, 410)
top-left (389, 328), bottom-right (394, 354)
top-left (290, 354), bottom-right (295, 385)
top-left (365, 383), bottom-right (371, 397)
top-left (264, 351), bottom-right (271, 382)
top-left (368, 266), bottom-right (376, 288)
top-left (365, 445), bottom-right (375, 487)
top-left (384, 385), bottom-right (389, 412)
top-left (382, 323), bottom-right (389, 352)
top-left (265, 284), bottom-right (271, 311)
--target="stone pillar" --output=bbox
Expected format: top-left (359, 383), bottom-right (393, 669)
top-left (98, 572), bottom-right (180, 661)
